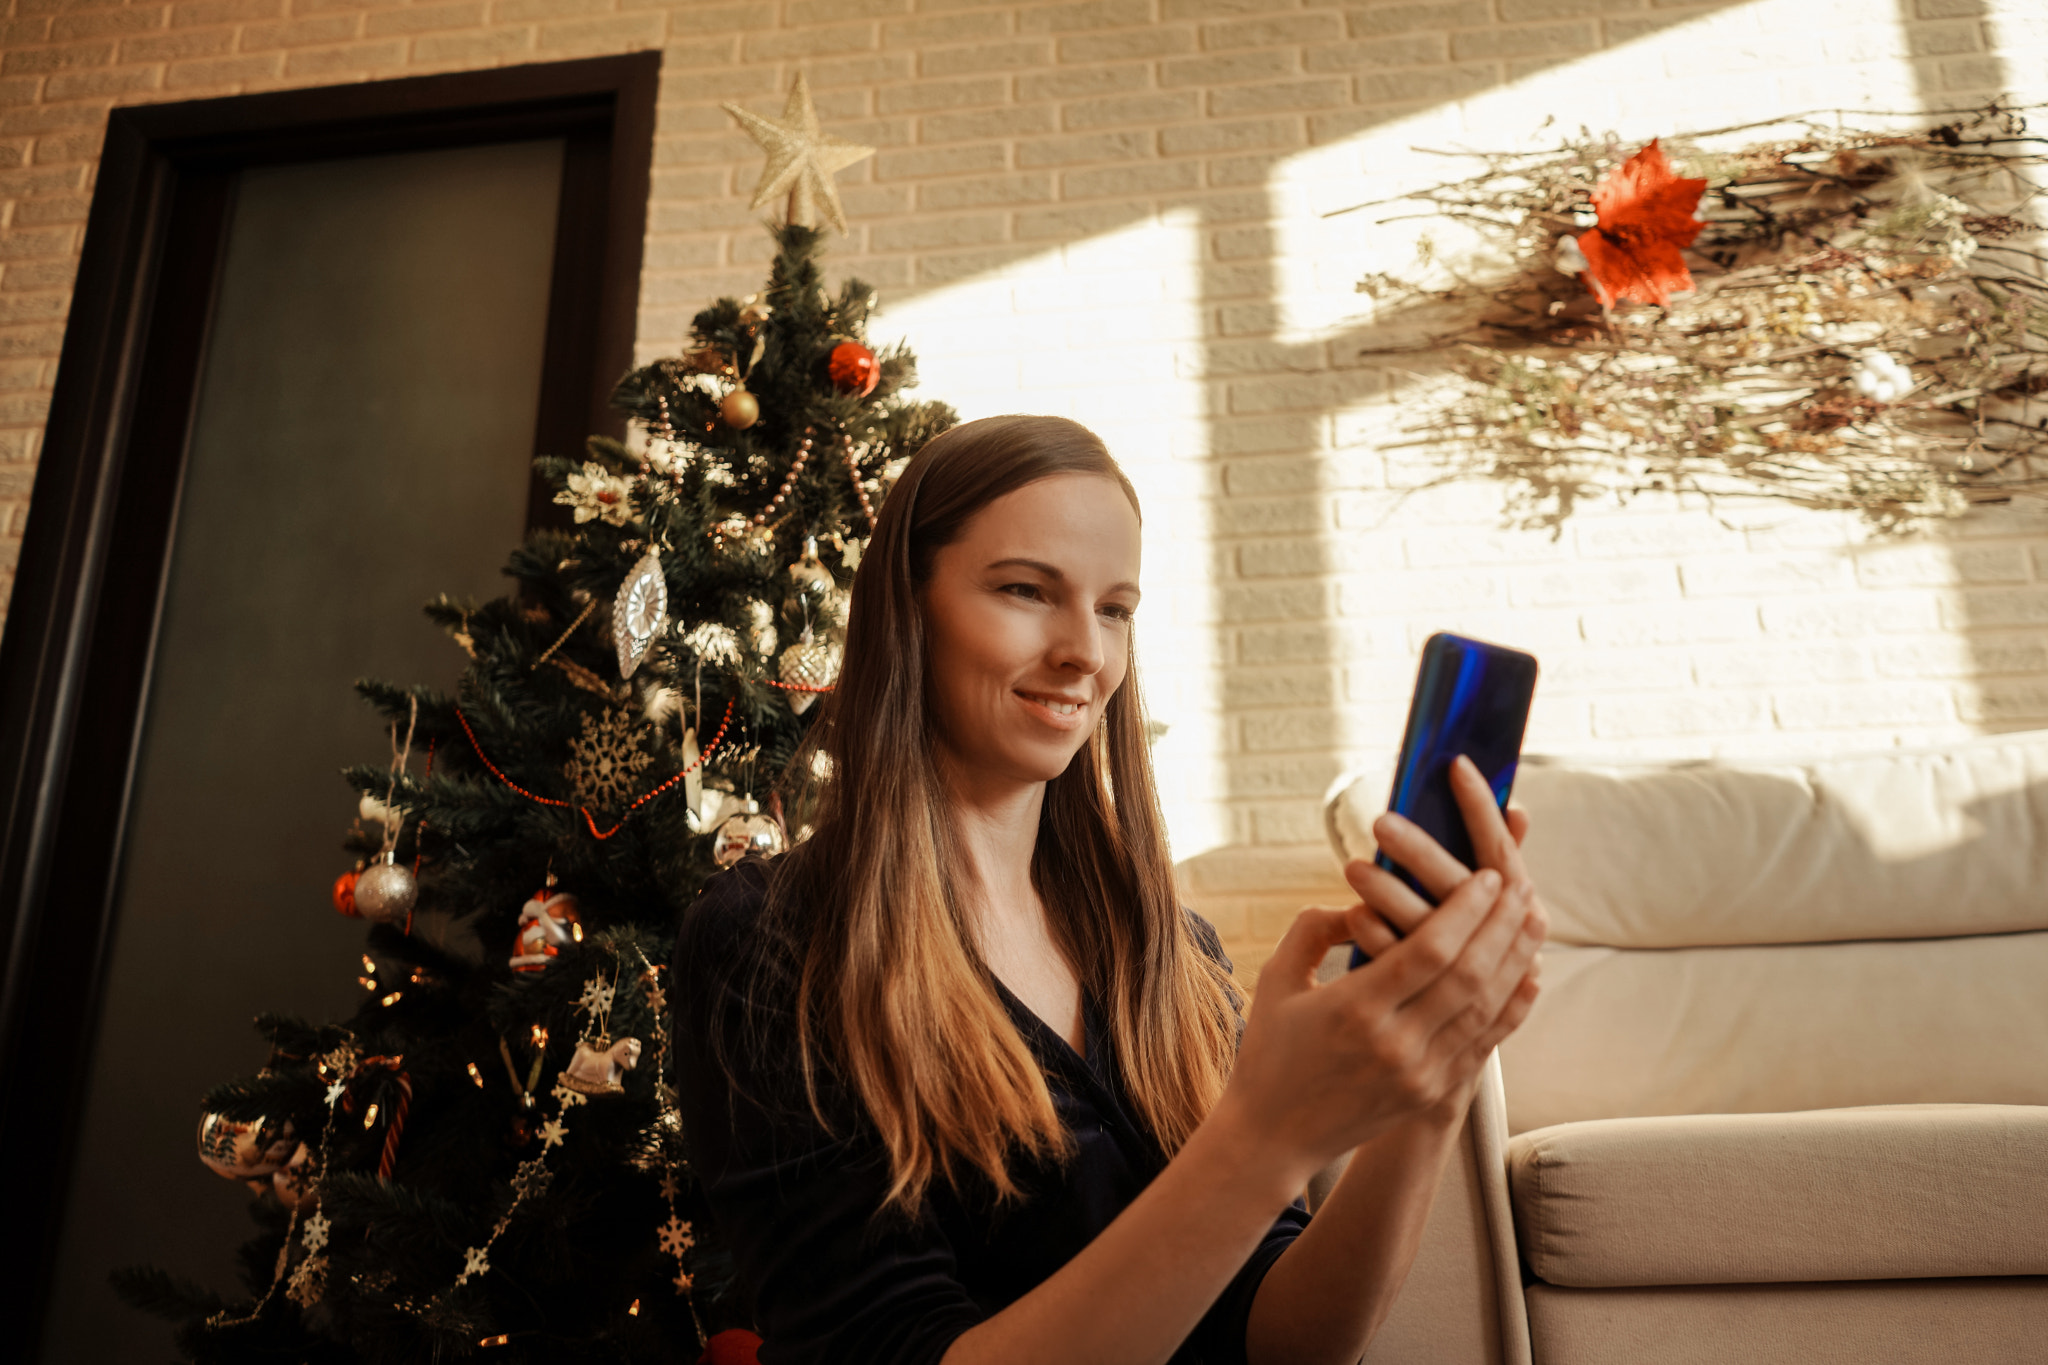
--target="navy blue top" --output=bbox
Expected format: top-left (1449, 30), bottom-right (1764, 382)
top-left (672, 857), bottom-right (1309, 1365)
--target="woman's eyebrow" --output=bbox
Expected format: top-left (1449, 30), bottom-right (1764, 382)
top-left (986, 558), bottom-right (1140, 598)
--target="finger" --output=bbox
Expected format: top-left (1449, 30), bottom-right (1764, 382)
top-left (1346, 904), bottom-right (1401, 961)
top-left (1505, 806), bottom-right (1530, 848)
top-left (1451, 756), bottom-right (1526, 884)
top-left (1363, 867), bottom-right (1501, 1007)
top-left (1372, 810), bottom-right (1473, 903)
top-left (1407, 879), bottom-right (1539, 1040)
top-left (1468, 971), bottom-right (1542, 1058)
top-left (1257, 907), bottom-right (1362, 999)
top-left (1356, 862), bottom-right (1434, 938)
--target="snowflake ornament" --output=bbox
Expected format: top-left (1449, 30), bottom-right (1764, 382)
top-left (578, 977), bottom-right (617, 1017)
top-left (286, 1253), bottom-right (327, 1308)
top-left (550, 1077), bottom-right (589, 1109)
top-left (456, 1245), bottom-right (490, 1286)
top-left (658, 1215), bottom-right (696, 1258)
top-left (302, 1211), bottom-right (331, 1253)
top-left (538, 1118), bottom-right (567, 1150)
top-left (563, 708), bottom-right (654, 811)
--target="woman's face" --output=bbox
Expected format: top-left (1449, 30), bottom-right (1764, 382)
top-left (921, 473), bottom-right (1142, 792)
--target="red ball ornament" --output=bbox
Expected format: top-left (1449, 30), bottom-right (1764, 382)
top-left (332, 868), bottom-right (360, 917)
top-left (698, 1330), bottom-right (763, 1365)
top-left (827, 341), bottom-right (879, 397)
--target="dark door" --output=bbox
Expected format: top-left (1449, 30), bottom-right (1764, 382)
top-left (0, 55), bottom-right (657, 1362)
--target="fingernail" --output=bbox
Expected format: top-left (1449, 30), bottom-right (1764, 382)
top-left (1476, 869), bottom-right (1501, 892)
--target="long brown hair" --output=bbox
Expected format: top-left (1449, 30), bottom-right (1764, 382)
top-left (764, 414), bottom-right (1237, 1214)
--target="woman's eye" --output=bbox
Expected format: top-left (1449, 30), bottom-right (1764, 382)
top-left (1099, 603), bottom-right (1135, 623)
top-left (1001, 582), bottom-right (1043, 600)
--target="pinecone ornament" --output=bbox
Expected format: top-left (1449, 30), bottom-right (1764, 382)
top-left (777, 628), bottom-right (840, 715)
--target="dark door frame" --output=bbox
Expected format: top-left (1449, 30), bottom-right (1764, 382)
top-left (0, 51), bottom-right (658, 1351)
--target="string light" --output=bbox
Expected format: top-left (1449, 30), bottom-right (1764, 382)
top-left (627, 1299), bottom-right (641, 1316)
top-left (361, 955), bottom-right (376, 974)
top-left (358, 976), bottom-right (376, 991)
top-left (571, 921), bottom-right (584, 942)
top-left (467, 1062), bottom-right (484, 1088)
top-left (480, 1335), bottom-right (509, 1348)
top-left (363, 1103), bottom-right (380, 1129)
top-left (381, 991), bottom-right (403, 1007)
top-left (531, 1025), bottom-right (548, 1049)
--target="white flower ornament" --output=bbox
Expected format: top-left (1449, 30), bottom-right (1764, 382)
top-left (1852, 352), bottom-right (1913, 404)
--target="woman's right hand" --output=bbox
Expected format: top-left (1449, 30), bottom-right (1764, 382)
top-left (1212, 758), bottom-right (1544, 1184)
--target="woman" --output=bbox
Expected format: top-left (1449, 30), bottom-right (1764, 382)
top-left (673, 415), bottom-right (1546, 1365)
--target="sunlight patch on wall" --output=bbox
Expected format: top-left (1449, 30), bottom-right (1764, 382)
top-left (871, 209), bottom-right (1231, 857)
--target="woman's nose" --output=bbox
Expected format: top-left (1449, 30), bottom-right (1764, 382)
top-left (1047, 603), bottom-right (1105, 674)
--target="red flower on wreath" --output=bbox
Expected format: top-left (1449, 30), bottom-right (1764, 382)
top-left (1576, 139), bottom-right (1708, 308)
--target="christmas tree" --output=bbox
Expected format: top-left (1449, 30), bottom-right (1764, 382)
top-left (115, 88), bottom-right (957, 1359)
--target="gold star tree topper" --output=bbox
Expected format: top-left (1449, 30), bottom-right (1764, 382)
top-left (723, 73), bottom-right (876, 235)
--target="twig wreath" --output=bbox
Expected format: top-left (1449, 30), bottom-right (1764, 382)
top-left (1342, 102), bottom-right (2048, 533)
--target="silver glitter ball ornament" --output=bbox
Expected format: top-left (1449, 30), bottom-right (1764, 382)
top-left (712, 799), bottom-right (786, 868)
top-left (353, 855), bottom-right (418, 924)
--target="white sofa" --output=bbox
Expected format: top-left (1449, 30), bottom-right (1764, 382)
top-left (1319, 730), bottom-right (2048, 1364)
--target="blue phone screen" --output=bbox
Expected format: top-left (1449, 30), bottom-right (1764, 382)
top-left (1352, 633), bottom-right (1537, 967)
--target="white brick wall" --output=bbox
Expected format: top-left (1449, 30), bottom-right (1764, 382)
top-left (3, 0), bottom-right (2045, 970)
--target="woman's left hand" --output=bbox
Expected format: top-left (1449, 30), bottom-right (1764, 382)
top-left (1339, 757), bottom-right (1547, 1115)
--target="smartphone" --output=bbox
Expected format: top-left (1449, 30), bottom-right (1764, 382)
top-left (1351, 633), bottom-right (1538, 968)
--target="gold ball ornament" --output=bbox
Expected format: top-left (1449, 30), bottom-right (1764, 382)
top-left (720, 388), bottom-right (760, 430)
top-left (353, 853), bottom-right (417, 925)
top-left (713, 798), bottom-right (787, 868)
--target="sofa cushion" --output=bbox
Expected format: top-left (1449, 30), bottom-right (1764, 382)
top-left (1498, 931), bottom-right (2048, 1133)
top-left (1526, 1278), bottom-right (2048, 1365)
top-left (1507, 1105), bottom-right (2048, 1288)
top-left (1324, 729), bottom-right (2048, 948)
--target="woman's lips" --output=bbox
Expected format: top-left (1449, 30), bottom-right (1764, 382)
top-left (1015, 690), bottom-right (1088, 728)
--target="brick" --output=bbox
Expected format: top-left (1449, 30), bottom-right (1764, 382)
top-left (31, 128), bottom-right (101, 164)
top-left (50, 8), bottom-right (167, 41)
top-left (1582, 600), bottom-right (1759, 647)
top-left (1914, 0), bottom-right (1986, 14)
top-left (1763, 594), bottom-right (1943, 638)
top-left (0, 20), bottom-right (51, 47)
top-left (0, 227), bottom-right (73, 260)
top-left (1159, 116), bottom-right (1302, 156)
top-left (0, 78), bottom-right (44, 107)
top-left (1242, 708), bottom-right (1343, 752)
top-left (639, 3), bottom-right (772, 31)
top-left (876, 75), bottom-right (1004, 114)
top-left (1450, 22), bottom-right (1597, 60)
top-left (283, 39), bottom-right (406, 76)
top-left (1163, 0), bottom-right (1279, 16)
top-left (1856, 543), bottom-right (2029, 587)
top-left (916, 171), bottom-right (1054, 210)
top-left (1348, 1), bottom-right (1492, 37)
top-left (11, 194), bottom-right (90, 225)
top-left (1201, 14), bottom-right (1345, 50)
top-left (1691, 644), bottom-right (1873, 689)
top-left (0, 322), bottom-right (63, 356)
top-left (915, 244), bottom-right (1033, 285)
top-left (172, 0), bottom-right (284, 25)
top-left (1223, 665), bottom-right (1335, 708)
top-left (1063, 91), bottom-right (1200, 131)
top-left (1592, 690), bottom-right (1773, 740)
top-left (1950, 587), bottom-right (2048, 628)
top-left (1906, 19), bottom-right (1982, 57)
top-left (120, 29), bottom-right (233, 63)
top-left (1775, 683), bottom-right (1954, 730)
top-left (1207, 78), bottom-right (1348, 117)
top-left (164, 53), bottom-right (283, 87)
top-left (925, 39), bottom-right (1050, 74)
top-left (1016, 64), bottom-right (1147, 101)
top-left (412, 27), bottom-right (534, 62)
top-left (869, 213), bottom-right (1006, 252)
top-left (1015, 129), bottom-right (1150, 168)
top-left (787, 0), bottom-right (908, 22)
top-left (44, 65), bottom-right (161, 100)
top-left (1214, 494), bottom-right (1326, 537)
top-left (742, 22), bottom-right (882, 61)
top-left (1959, 681), bottom-right (2048, 725)
top-left (1162, 49), bottom-right (1299, 87)
top-left (920, 105), bottom-right (1057, 142)
top-left (1500, 0), bottom-right (1644, 17)
top-left (537, 14), bottom-right (665, 53)
top-left (1060, 159), bottom-right (1200, 197)
top-left (1304, 34), bottom-right (1448, 72)
top-left (1219, 752), bottom-right (1346, 799)
top-left (875, 143), bottom-right (1006, 180)
top-left (1510, 563), bottom-right (1678, 608)
top-left (362, 3), bottom-right (488, 37)
top-left (1228, 370), bottom-right (1381, 415)
top-left (2, 42), bottom-right (112, 75)
top-left (1014, 201), bottom-right (1141, 240)
top-left (1678, 554), bottom-right (1853, 598)
top-left (0, 290), bottom-right (69, 323)
top-left (0, 203), bottom-right (80, 241)
top-left (1056, 27), bottom-right (1197, 62)
top-left (238, 15), bottom-right (363, 51)
top-left (1357, 63), bottom-right (1502, 103)
top-left (882, 12), bottom-right (1009, 46)
top-left (1017, 0), bottom-right (1152, 35)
